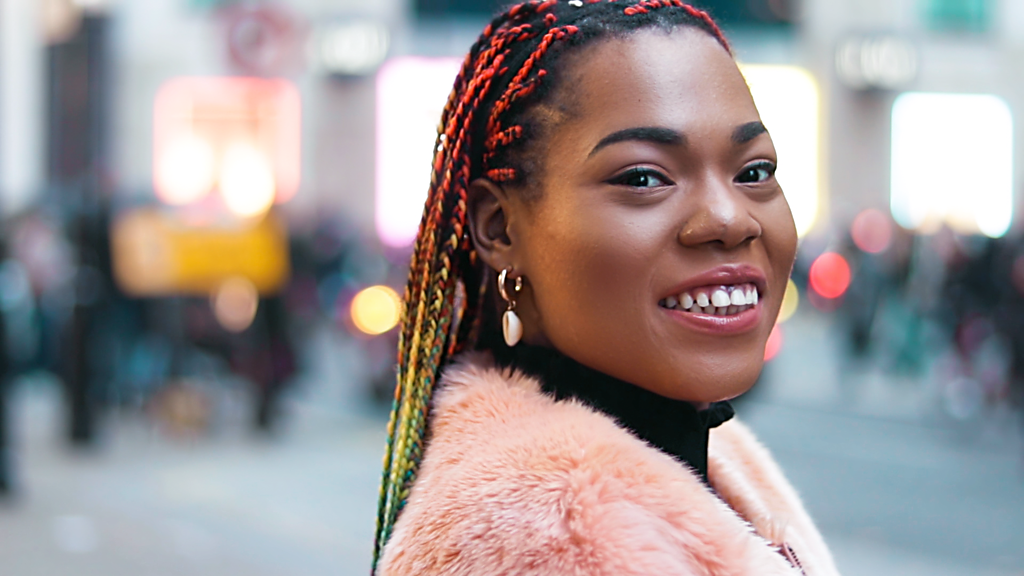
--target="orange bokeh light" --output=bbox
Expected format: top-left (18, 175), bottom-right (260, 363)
top-left (809, 252), bottom-right (852, 299)
top-left (153, 77), bottom-right (301, 212)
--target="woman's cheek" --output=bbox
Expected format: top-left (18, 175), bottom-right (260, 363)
top-left (532, 220), bottom-right (639, 336)
top-left (770, 192), bottom-right (799, 262)
top-left (763, 200), bottom-right (798, 323)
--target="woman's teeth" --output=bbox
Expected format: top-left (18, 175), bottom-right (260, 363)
top-left (658, 284), bottom-right (759, 316)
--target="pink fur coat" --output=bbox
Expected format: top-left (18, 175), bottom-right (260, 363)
top-left (378, 355), bottom-right (841, 576)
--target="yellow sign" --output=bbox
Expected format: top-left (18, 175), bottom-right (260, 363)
top-left (111, 208), bottom-right (290, 297)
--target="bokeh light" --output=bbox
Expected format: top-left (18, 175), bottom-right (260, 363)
top-left (220, 142), bottom-right (277, 218)
top-left (809, 252), bottom-right (851, 299)
top-left (764, 324), bottom-right (784, 361)
top-left (777, 278), bottom-right (799, 323)
top-left (350, 285), bottom-right (402, 335)
top-left (154, 134), bottom-right (215, 205)
top-left (851, 208), bottom-right (893, 254)
top-left (211, 276), bottom-right (260, 333)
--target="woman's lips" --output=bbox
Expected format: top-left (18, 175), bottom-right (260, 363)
top-left (662, 264), bottom-right (768, 300)
top-left (661, 300), bottom-right (763, 335)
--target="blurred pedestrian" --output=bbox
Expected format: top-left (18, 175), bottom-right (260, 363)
top-left (373, 2), bottom-right (838, 575)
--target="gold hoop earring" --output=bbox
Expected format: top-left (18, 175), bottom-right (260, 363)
top-left (497, 267), bottom-right (523, 347)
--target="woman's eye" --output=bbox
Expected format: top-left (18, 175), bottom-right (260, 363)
top-left (735, 161), bottom-right (776, 184)
top-left (609, 168), bottom-right (671, 188)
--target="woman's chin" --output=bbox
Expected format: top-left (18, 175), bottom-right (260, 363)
top-left (650, 357), bottom-right (765, 403)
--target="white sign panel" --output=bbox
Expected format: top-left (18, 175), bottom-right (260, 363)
top-left (375, 56), bottom-right (462, 248)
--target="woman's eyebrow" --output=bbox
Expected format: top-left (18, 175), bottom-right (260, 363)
top-left (732, 121), bottom-right (768, 144)
top-left (588, 126), bottom-right (685, 157)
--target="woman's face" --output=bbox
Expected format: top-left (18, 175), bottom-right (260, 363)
top-left (491, 27), bottom-right (797, 402)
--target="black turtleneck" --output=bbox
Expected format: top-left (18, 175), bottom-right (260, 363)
top-left (492, 344), bottom-right (734, 485)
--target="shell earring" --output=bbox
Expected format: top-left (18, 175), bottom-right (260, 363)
top-left (497, 267), bottom-right (524, 347)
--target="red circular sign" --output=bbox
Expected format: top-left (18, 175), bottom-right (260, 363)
top-left (221, 4), bottom-right (302, 76)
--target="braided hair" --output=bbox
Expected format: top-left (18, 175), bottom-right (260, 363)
top-left (374, 0), bottom-right (729, 568)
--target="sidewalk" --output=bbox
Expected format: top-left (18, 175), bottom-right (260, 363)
top-left (0, 381), bottom-right (384, 576)
top-left (0, 318), bottom-right (1021, 575)
top-left (745, 312), bottom-right (1024, 576)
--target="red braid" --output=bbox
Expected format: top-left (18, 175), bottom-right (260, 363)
top-left (625, 0), bottom-right (729, 50)
top-left (483, 23), bottom-right (580, 180)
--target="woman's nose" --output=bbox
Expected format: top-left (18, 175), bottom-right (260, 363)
top-left (677, 177), bottom-right (762, 250)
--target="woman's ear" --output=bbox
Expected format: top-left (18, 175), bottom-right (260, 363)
top-left (467, 178), bottom-right (516, 271)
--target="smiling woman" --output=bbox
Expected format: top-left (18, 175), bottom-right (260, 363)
top-left (373, 2), bottom-right (838, 575)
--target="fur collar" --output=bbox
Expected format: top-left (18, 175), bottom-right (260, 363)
top-left (378, 354), bottom-right (841, 576)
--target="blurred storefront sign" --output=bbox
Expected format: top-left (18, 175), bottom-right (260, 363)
top-left (413, 0), bottom-right (793, 25)
top-left (890, 92), bottom-right (1013, 238)
top-left (153, 76), bottom-right (301, 218)
top-left (835, 35), bottom-right (918, 91)
top-left (220, 3), bottom-right (304, 76)
top-left (690, 0), bottom-right (795, 26)
top-left (925, 0), bottom-right (991, 33)
top-left (414, 0), bottom-right (503, 18)
top-left (741, 65), bottom-right (821, 238)
top-left (309, 19), bottom-right (390, 77)
top-left (110, 208), bottom-right (290, 297)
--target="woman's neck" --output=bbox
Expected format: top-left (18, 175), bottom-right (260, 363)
top-left (491, 343), bottom-right (734, 484)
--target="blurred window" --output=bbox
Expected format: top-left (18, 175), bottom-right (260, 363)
top-left (890, 92), bottom-right (1013, 238)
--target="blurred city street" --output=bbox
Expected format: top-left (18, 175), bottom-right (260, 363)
top-left (1, 315), bottom-right (1022, 576)
top-left (2, 0), bottom-right (1024, 574)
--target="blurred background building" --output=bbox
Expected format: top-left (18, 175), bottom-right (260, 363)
top-left (0, 0), bottom-right (1023, 575)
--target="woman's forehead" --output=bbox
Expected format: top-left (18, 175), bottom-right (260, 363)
top-left (554, 28), bottom-right (758, 140)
